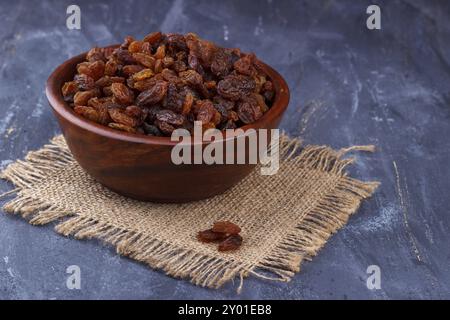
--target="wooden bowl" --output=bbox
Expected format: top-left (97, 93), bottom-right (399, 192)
top-left (46, 47), bottom-right (290, 202)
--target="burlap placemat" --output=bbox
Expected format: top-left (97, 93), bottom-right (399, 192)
top-left (0, 134), bottom-right (378, 292)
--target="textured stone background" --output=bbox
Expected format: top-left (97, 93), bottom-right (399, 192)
top-left (0, 0), bottom-right (449, 299)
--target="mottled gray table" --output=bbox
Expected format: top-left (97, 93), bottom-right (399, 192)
top-left (1, 0), bottom-right (449, 300)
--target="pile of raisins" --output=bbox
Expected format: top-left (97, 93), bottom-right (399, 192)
top-left (62, 32), bottom-right (275, 136)
top-left (198, 221), bottom-right (243, 252)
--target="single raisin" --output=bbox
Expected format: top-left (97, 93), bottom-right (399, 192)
top-left (136, 81), bottom-right (168, 106)
top-left (212, 221), bottom-right (241, 234)
top-left (217, 74), bottom-right (256, 101)
top-left (197, 229), bottom-right (227, 243)
top-left (111, 83), bottom-right (134, 105)
top-left (218, 234), bottom-right (243, 252)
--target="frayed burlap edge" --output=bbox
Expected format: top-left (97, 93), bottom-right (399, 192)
top-left (0, 135), bottom-right (379, 292)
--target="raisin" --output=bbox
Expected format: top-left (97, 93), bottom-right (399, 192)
top-left (197, 229), bottom-right (227, 243)
top-left (155, 120), bottom-right (175, 135)
top-left (95, 76), bottom-right (125, 88)
top-left (86, 47), bottom-right (105, 62)
top-left (154, 44), bottom-right (166, 60)
top-left (218, 234), bottom-right (243, 252)
top-left (132, 53), bottom-right (155, 68)
top-left (122, 64), bottom-right (145, 76)
top-left (237, 97), bottom-right (263, 124)
top-left (133, 77), bottom-right (158, 91)
top-left (156, 109), bottom-right (184, 126)
top-left (74, 106), bottom-right (100, 122)
top-left (74, 74), bottom-right (95, 91)
top-left (212, 221), bottom-right (241, 234)
top-left (128, 41), bottom-right (144, 53)
top-left (147, 106), bottom-right (163, 122)
top-left (74, 89), bottom-right (99, 106)
top-left (188, 54), bottom-right (205, 76)
top-left (217, 74), bottom-right (256, 101)
top-left (182, 92), bottom-right (194, 115)
top-left (109, 108), bottom-right (141, 127)
top-left (120, 36), bottom-right (135, 49)
top-left (61, 81), bottom-right (79, 102)
top-left (114, 48), bottom-right (136, 64)
top-left (125, 105), bottom-right (143, 119)
top-left (162, 83), bottom-right (184, 112)
top-left (143, 123), bottom-right (162, 136)
top-left (166, 33), bottom-right (187, 52)
top-left (110, 83), bottom-right (134, 105)
top-left (252, 93), bottom-right (269, 113)
top-left (143, 31), bottom-right (162, 44)
top-left (213, 96), bottom-right (235, 111)
top-left (132, 68), bottom-right (154, 82)
top-left (136, 81), bottom-right (168, 106)
top-left (108, 122), bottom-right (136, 133)
top-left (104, 59), bottom-right (119, 76)
top-left (211, 48), bottom-right (233, 77)
top-left (195, 100), bottom-right (215, 124)
top-left (161, 69), bottom-right (181, 84)
top-left (172, 60), bottom-right (187, 73)
top-left (162, 56), bottom-right (175, 68)
top-left (233, 53), bottom-right (257, 77)
top-left (87, 60), bottom-right (105, 81)
top-left (87, 98), bottom-right (112, 125)
top-left (154, 59), bottom-right (163, 73)
top-left (179, 70), bottom-right (203, 87)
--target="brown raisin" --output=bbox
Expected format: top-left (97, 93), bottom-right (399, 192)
top-left (108, 108), bottom-right (141, 127)
top-left (182, 92), bottom-right (194, 115)
top-left (122, 64), bottom-right (145, 76)
top-left (233, 53), bottom-right (257, 77)
top-left (136, 81), bottom-right (168, 106)
top-left (197, 229), bottom-right (227, 243)
top-left (61, 81), bottom-right (79, 102)
top-left (104, 59), bottom-right (119, 76)
top-left (155, 120), bottom-right (175, 135)
top-left (179, 70), bottom-right (203, 87)
top-left (86, 47), bottom-right (105, 62)
top-left (128, 40), bottom-right (145, 53)
top-left (74, 106), bottom-right (100, 123)
top-left (211, 48), bottom-right (233, 77)
top-left (237, 97), bottom-right (263, 124)
top-left (218, 234), bottom-right (243, 252)
top-left (74, 74), bottom-right (95, 91)
top-left (74, 89), bottom-right (99, 106)
top-left (217, 74), bottom-right (256, 101)
top-left (212, 221), bottom-right (241, 234)
top-left (132, 53), bottom-right (155, 68)
top-left (132, 68), bottom-right (154, 82)
top-left (143, 31), bottom-right (162, 44)
top-left (143, 123), bottom-right (162, 136)
top-left (156, 109), bottom-right (185, 126)
top-left (125, 105), bottom-right (143, 119)
top-left (111, 83), bottom-right (134, 105)
top-left (108, 122), bottom-right (136, 133)
top-left (195, 100), bottom-right (215, 124)
top-left (95, 76), bottom-right (125, 88)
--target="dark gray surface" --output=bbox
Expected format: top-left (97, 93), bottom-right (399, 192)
top-left (1, 0), bottom-right (449, 300)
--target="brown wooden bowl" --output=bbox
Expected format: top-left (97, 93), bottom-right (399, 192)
top-left (46, 46), bottom-right (290, 203)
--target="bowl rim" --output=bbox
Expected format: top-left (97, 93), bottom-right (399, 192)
top-left (46, 45), bottom-right (290, 146)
